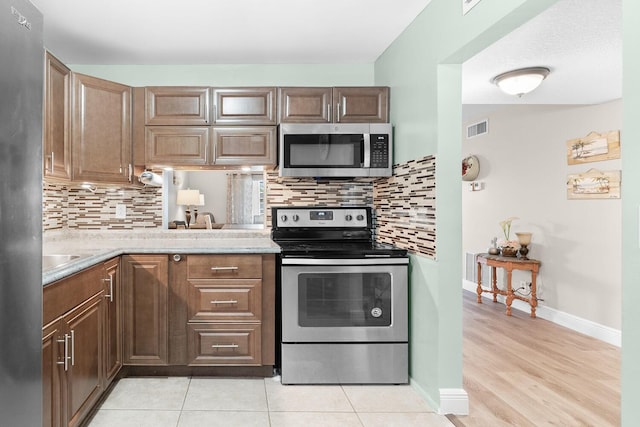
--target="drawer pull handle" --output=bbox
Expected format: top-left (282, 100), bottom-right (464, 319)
top-left (211, 343), bottom-right (238, 349)
top-left (210, 300), bottom-right (238, 304)
top-left (210, 266), bottom-right (239, 271)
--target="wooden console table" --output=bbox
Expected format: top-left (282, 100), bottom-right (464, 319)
top-left (476, 253), bottom-right (541, 318)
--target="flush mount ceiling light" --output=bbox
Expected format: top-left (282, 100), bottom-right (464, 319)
top-left (492, 67), bottom-right (550, 97)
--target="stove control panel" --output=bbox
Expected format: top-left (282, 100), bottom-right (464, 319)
top-left (275, 207), bottom-right (370, 228)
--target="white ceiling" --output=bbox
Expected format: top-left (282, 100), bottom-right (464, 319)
top-left (29, 0), bottom-right (433, 64)
top-left (30, 0), bottom-right (621, 107)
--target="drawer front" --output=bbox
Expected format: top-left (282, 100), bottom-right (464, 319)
top-left (188, 280), bottom-right (262, 322)
top-left (187, 255), bottom-right (262, 279)
top-left (188, 323), bottom-right (261, 365)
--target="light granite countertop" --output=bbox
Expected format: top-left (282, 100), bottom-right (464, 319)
top-left (43, 229), bottom-right (280, 286)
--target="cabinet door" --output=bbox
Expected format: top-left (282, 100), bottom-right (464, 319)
top-left (71, 72), bottom-right (132, 184)
top-left (333, 87), bottom-right (389, 123)
top-left (43, 320), bottom-right (63, 427)
top-left (103, 258), bottom-right (121, 385)
top-left (278, 87), bottom-right (332, 123)
top-left (44, 52), bottom-right (71, 180)
top-left (213, 88), bottom-right (277, 125)
top-left (145, 86), bottom-right (210, 125)
top-left (212, 126), bottom-right (276, 166)
top-left (64, 293), bottom-right (104, 427)
top-left (146, 126), bottom-right (210, 166)
top-left (122, 255), bottom-right (169, 365)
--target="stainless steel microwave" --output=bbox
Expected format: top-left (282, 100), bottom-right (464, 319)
top-left (278, 123), bottom-right (393, 177)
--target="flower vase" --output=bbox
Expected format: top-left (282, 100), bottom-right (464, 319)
top-left (500, 246), bottom-right (518, 257)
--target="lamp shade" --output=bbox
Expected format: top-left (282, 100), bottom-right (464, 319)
top-left (493, 67), bottom-right (550, 97)
top-left (515, 232), bottom-right (532, 246)
top-left (176, 189), bottom-right (200, 206)
top-left (197, 194), bottom-right (205, 206)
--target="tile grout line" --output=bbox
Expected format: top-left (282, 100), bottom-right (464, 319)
top-left (174, 376), bottom-right (192, 427)
top-left (340, 385), bottom-right (366, 427)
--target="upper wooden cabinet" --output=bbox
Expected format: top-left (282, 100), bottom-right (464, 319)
top-left (333, 87), bottom-right (389, 123)
top-left (278, 87), bottom-right (332, 123)
top-left (213, 127), bottom-right (277, 166)
top-left (71, 73), bottom-right (132, 184)
top-left (213, 87), bottom-right (277, 125)
top-left (44, 52), bottom-right (72, 180)
top-left (279, 86), bottom-right (390, 123)
top-left (146, 126), bottom-right (210, 167)
top-left (145, 86), bottom-right (210, 125)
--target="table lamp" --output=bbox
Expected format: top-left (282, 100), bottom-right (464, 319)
top-left (176, 189), bottom-right (201, 228)
top-left (194, 193), bottom-right (205, 223)
top-left (516, 232), bottom-right (532, 259)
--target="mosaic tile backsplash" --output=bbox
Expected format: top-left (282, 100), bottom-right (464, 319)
top-left (43, 155), bottom-right (436, 258)
top-left (374, 156), bottom-right (436, 258)
top-left (264, 170), bottom-right (376, 227)
top-left (43, 182), bottom-right (162, 231)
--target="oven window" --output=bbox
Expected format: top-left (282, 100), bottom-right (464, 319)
top-left (297, 273), bottom-right (392, 327)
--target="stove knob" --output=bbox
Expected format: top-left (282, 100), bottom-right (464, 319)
top-left (356, 214), bottom-right (365, 221)
top-left (345, 214), bottom-right (353, 221)
top-left (280, 215), bottom-right (288, 223)
top-left (292, 214), bottom-right (299, 222)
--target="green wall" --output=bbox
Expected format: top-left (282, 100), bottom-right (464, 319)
top-left (374, 0), bottom-right (559, 409)
top-left (68, 63), bottom-right (374, 87)
top-left (622, 1), bottom-right (640, 424)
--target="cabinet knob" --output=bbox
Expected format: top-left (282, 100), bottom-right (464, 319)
top-left (172, 254), bottom-right (182, 262)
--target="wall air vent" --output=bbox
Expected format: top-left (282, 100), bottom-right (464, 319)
top-left (466, 119), bottom-right (488, 139)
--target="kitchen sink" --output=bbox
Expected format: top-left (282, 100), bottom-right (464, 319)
top-left (42, 254), bottom-right (81, 270)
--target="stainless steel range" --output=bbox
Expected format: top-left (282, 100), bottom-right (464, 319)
top-left (271, 206), bottom-right (409, 384)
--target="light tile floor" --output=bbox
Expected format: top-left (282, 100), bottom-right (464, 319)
top-left (87, 377), bottom-right (455, 427)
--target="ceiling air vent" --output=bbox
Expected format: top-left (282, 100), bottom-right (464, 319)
top-left (466, 119), bottom-right (488, 139)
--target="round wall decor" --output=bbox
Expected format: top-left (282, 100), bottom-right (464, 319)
top-left (462, 155), bottom-right (480, 181)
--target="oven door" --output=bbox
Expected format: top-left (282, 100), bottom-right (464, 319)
top-left (281, 259), bottom-right (408, 343)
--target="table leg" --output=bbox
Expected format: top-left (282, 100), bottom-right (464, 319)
top-left (476, 261), bottom-right (483, 303)
top-left (530, 271), bottom-right (538, 318)
top-left (505, 268), bottom-right (514, 316)
top-left (491, 266), bottom-right (498, 302)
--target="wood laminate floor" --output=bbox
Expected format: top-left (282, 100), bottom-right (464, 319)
top-left (447, 291), bottom-right (620, 427)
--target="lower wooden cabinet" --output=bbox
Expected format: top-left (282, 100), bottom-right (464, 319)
top-left (104, 258), bottom-right (122, 384)
top-left (43, 319), bottom-right (63, 427)
top-left (63, 293), bottom-right (104, 427)
top-left (122, 255), bottom-right (169, 365)
top-left (42, 263), bottom-right (107, 427)
top-left (42, 252), bottom-right (274, 426)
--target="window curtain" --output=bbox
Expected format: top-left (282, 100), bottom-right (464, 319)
top-left (227, 173), bottom-right (264, 224)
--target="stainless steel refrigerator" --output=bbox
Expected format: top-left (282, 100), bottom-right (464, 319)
top-left (0, 0), bottom-right (43, 426)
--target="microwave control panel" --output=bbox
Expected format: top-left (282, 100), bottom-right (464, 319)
top-left (370, 134), bottom-right (390, 168)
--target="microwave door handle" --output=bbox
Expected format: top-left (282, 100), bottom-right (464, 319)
top-left (363, 134), bottom-right (371, 168)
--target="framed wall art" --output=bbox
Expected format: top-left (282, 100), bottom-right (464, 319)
top-left (566, 130), bottom-right (620, 165)
top-left (566, 168), bottom-right (621, 200)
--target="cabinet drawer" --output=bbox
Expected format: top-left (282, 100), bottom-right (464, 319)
top-left (188, 323), bottom-right (261, 365)
top-left (187, 255), bottom-right (262, 279)
top-left (188, 280), bottom-right (262, 322)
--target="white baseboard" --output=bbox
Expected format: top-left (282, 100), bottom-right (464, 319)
top-left (462, 280), bottom-right (621, 347)
top-left (409, 380), bottom-right (469, 416)
top-left (439, 388), bottom-right (469, 415)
